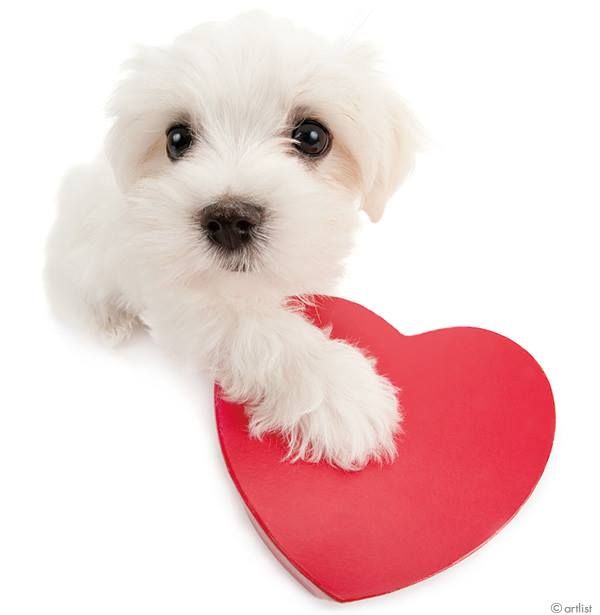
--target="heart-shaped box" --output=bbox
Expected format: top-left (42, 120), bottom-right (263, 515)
top-left (215, 296), bottom-right (555, 602)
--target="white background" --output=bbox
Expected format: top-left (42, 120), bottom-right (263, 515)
top-left (1, 1), bottom-right (598, 614)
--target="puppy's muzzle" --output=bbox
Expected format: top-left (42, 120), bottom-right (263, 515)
top-left (198, 201), bottom-right (265, 251)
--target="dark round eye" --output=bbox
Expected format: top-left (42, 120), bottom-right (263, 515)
top-left (292, 120), bottom-right (331, 158)
top-left (166, 124), bottom-right (194, 160)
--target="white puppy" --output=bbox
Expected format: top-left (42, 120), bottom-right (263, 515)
top-left (45, 12), bottom-right (419, 470)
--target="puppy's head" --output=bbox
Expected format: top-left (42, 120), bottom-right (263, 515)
top-left (107, 12), bottom-right (419, 295)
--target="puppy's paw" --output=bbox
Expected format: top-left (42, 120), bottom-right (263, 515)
top-left (247, 340), bottom-right (402, 470)
top-left (93, 305), bottom-right (141, 346)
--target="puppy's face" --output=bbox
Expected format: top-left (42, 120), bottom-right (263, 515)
top-left (107, 13), bottom-right (417, 295)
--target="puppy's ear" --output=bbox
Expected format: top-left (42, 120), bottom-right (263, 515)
top-left (104, 47), bottom-right (172, 191)
top-left (360, 90), bottom-right (420, 222)
top-left (343, 45), bottom-right (422, 222)
top-left (105, 115), bottom-right (161, 192)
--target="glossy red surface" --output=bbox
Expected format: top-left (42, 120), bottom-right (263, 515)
top-left (215, 296), bottom-right (555, 602)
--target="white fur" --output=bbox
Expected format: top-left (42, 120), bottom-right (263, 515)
top-left (45, 12), bottom-right (419, 470)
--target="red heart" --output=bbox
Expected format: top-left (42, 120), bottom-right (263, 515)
top-left (215, 296), bottom-right (555, 602)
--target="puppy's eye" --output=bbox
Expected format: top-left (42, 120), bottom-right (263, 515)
top-left (166, 124), bottom-right (194, 160)
top-left (292, 120), bottom-right (331, 158)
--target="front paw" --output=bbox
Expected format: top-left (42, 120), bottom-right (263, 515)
top-left (247, 340), bottom-right (402, 470)
top-left (93, 305), bottom-right (141, 346)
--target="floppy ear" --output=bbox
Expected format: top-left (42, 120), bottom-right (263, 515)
top-left (104, 46), bottom-right (177, 191)
top-left (359, 90), bottom-right (421, 222)
top-left (105, 109), bottom-right (167, 192)
top-left (340, 45), bottom-right (422, 222)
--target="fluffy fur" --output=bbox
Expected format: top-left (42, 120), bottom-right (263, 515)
top-left (45, 12), bottom-right (419, 470)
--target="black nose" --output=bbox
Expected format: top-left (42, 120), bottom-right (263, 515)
top-left (198, 201), bottom-right (264, 250)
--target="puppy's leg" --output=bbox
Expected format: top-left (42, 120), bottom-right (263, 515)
top-left (215, 304), bottom-right (401, 470)
top-left (74, 299), bottom-right (140, 346)
top-left (45, 159), bottom-right (141, 345)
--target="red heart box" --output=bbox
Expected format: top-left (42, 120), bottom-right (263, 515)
top-left (215, 296), bottom-right (555, 602)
